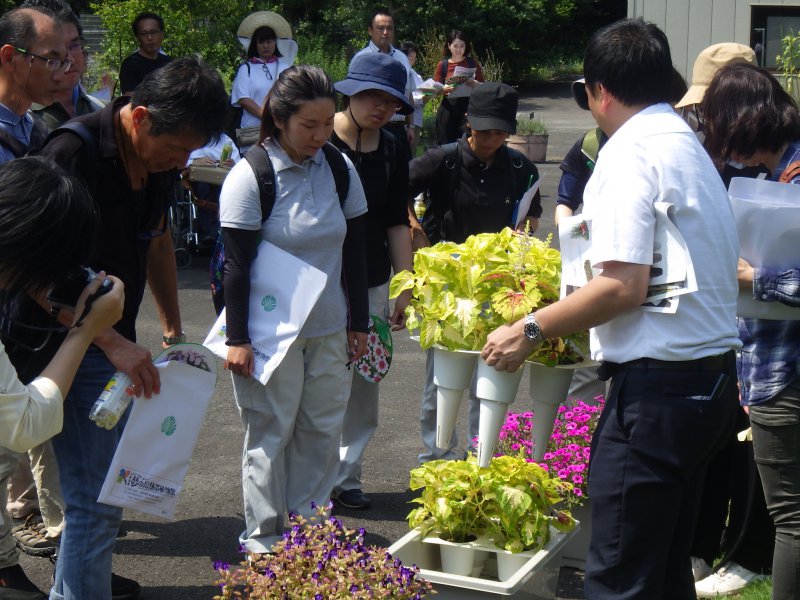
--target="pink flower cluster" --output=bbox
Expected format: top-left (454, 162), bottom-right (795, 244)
top-left (492, 397), bottom-right (605, 507)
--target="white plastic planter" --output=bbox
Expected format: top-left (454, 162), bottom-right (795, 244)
top-left (433, 347), bottom-right (479, 448)
top-left (558, 499), bottom-right (592, 569)
top-left (389, 525), bottom-right (579, 599)
top-left (475, 358), bottom-right (524, 467)
top-left (528, 362), bottom-right (575, 461)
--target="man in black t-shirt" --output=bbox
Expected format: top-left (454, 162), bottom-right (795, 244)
top-left (118, 12), bottom-right (171, 95)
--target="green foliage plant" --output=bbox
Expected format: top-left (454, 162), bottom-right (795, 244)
top-left (777, 28), bottom-right (800, 102)
top-left (407, 455), bottom-right (576, 553)
top-left (515, 116), bottom-right (548, 136)
top-left (389, 228), bottom-right (588, 365)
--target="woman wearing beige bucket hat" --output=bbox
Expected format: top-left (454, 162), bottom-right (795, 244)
top-left (231, 11), bottom-right (298, 141)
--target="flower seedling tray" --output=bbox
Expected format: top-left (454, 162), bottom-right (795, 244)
top-left (388, 525), bottom-right (578, 597)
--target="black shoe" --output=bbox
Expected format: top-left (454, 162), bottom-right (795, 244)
top-left (334, 489), bottom-right (372, 509)
top-left (112, 573), bottom-right (140, 600)
top-left (0, 564), bottom-right (47, 599)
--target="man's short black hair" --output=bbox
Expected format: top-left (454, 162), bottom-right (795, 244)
top-left (131, 55), bottom-right (228, 146)
top-left (0, 6), bottom-right (56, 52)
top-left (132, 11), bottom-right (164, 36)
top-left (368, 8), bottom-right (393, 28)
top-left (583, 18), bottom-right (674, 107)
top-left (20, 0), bottom-right (81, 38)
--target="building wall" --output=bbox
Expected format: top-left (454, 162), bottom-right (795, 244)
top-left (628, 0), bottom-right (800, 79)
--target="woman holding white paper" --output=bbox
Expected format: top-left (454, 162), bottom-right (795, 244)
top-left (433, 30), bottom-right (483, 145)
top-left (219, 65), bottom-right (369, 554)
top-left (703, 62), bottom-right (800, 600)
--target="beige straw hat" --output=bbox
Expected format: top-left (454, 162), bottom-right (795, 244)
top-left (237, 11), bottom-right (292, 41)
top-left (675, 43), bottom-right (756, 108)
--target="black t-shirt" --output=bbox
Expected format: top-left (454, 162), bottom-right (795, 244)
top-left (557, 129), bottom-right (608, 212)
top-left (40, 97), bottom-right (178, 341)
top-left (409, 138), bottom-right (542, 244)
top-left (330, 128), bottom-right (409, 287)
top-left (119, 51), bottom-right (172, 94)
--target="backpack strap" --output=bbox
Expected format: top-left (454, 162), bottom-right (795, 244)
top-left (439, 59), bottom-right (448, 82)
top-left (243, 144), bottom-right (276, 222)
top-left (321, 142), bottom-right (350, 207)
top-left (50, 122), bottom-right (100, 167)
top-left (379, 128), bottom-right (396, 184)
top-left (580, 127), bottom-right (603, 171)
top-left (779, 160), bottom-right (800, 183)
top-left (0, 115), bottom-right (49, 157)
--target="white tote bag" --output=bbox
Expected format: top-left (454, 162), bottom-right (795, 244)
top-left (98, 345), bottom-right (217, 519)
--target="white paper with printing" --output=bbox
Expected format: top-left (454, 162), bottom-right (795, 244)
top-left (98, 351), bottom-right (216, 519)
top-left (203, 240), bottom-right (328, 384)
top-left (558, 202), bottom-right (697, 314)
top-left (729, 177), bottom-right (800, 319)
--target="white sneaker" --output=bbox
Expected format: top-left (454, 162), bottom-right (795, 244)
top-left (691, 556), bottom-right (713, 582)
top-left (695, 562), bottom-right (768, 597)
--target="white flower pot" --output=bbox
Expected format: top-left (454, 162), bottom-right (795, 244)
top-left (476, 358), bottom-right (524, 404)
top-left (558, 499), bottom-right (592, 569)
top-left (496, 552), bottom-right (531, 582)
top-left (389, 527), bottom-right (577, 598)
top-left (476, 399), bottom-right (509, 468)
top-left (528, 363), bottom-right (574, 461)
top-left (439, 542), bottom-right (476, 576)
top-left (433, 348), bottom-right (479, 449)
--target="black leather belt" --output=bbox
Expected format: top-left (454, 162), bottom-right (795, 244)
top-left (597, 351), bottom-right (733, 381)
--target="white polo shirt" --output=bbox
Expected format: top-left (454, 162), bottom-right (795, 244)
top-left (582, 103), bottom-right (741, 363)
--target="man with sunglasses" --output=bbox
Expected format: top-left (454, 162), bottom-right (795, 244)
top-left (24, 0), bottom-right (104, 132)
top-left (118, 12), bottom-right (171, 96)
top-left (0, 6), bottom-right (68, 163)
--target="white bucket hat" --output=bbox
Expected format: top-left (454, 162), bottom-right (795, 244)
top-left (237, 11), bottom-right (297, 65)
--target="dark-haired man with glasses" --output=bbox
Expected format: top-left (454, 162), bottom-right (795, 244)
top-left (0, 6), bottom-right (68, 163)
top-left (118, 12), bottom-right (171, 96)
top-left (23, 0), bottom-right (104, 131)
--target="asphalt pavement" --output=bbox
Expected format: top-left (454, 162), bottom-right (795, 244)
top-left (18, 79), bottom-right (597, 599)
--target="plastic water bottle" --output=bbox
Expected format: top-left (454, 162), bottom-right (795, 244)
top-left (413, 193), bottom-right (426, 224)
top-left (220, 142), bottom-right (232, 163)
top-left (89, 371), bottom-right (135, 430)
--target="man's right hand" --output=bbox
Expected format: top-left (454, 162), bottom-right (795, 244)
top-left (103, 337), bottom-right (160, 398)
top-left (226, 344), bottom-right (254, 378)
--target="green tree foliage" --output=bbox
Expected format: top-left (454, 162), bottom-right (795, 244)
top-left (90, 0), bottom-right (256, 86)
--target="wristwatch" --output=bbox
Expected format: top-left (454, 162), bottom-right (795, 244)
top-left (163, 332), bottom-right (186, 346)
top-left (523, 313), bottom-right (543, 347)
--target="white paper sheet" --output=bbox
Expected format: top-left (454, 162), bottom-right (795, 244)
top-left (98, 349), bottom-right (217, 519)
top-left (203, 240), bottom-right (328, 384)
top-left (514, 177), bottom-right (543, 228)
top-left (729, 177), bottom-right (800, 319)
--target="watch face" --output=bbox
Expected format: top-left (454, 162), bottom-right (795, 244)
top-left (524, 317), bottom-right (541, 341)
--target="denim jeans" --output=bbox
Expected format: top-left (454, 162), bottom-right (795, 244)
top-left (50, 348), bottom-right (124, 600)
top-left (749, 381), bottom-right (800, 600)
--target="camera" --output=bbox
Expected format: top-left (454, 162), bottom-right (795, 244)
top-left (47, 266), bottom-right (112, 311)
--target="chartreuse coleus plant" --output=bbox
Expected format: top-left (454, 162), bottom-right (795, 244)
top-left (407, 455), bottom-right (576, 553)
top-left (390, 228), bottom-right (588, 365)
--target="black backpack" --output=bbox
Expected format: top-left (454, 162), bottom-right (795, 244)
top-left (422, 142), bottom-right (526, 244)
top-left (210, 142), bottom-right (351, 313)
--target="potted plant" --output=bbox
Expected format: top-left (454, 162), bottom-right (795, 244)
top-left (507, 115), bottom-right (549, 162)
top-left (391, 228), bottom-right (589, 465)
top-left (485, 398), bottom-right (606, 569)
top-left (213, 503), bottom-right (433, 599)
top-left (405, 455), bottom-right (577, 583)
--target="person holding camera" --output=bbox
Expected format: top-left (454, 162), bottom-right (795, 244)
top-left (0, 156), bottom-right (123, 597)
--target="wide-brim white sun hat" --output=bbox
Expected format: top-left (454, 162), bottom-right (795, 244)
top-left (237, 11), bottom-right (297, 65)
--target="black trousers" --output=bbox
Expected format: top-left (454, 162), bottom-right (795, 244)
top-left (435, 96), bottom-right (469, 145)
top-left (585, 354), bottom-right (738, 600)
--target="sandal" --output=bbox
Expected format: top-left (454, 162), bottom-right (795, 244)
top-left (11, 513), bottom-right (58, 558)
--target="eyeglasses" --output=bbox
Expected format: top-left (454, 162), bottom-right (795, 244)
top-left (15, 48), bottom-right (72, 72)
top-left (66, 41), bottom-right (87, 54)
top-left (360, 90), bottom-right (402, 110)
top-left (373, 26), bottom-right (394, 32)
top-left (137, 29), bottom-right (163, 38)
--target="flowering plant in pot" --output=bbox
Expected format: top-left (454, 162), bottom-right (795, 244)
top-left (214, 504), bottom-right (433, 599)
top-left (389, 228), bottom-right (588, 366)
top-left (487, 397), bottom-right (605, 511)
